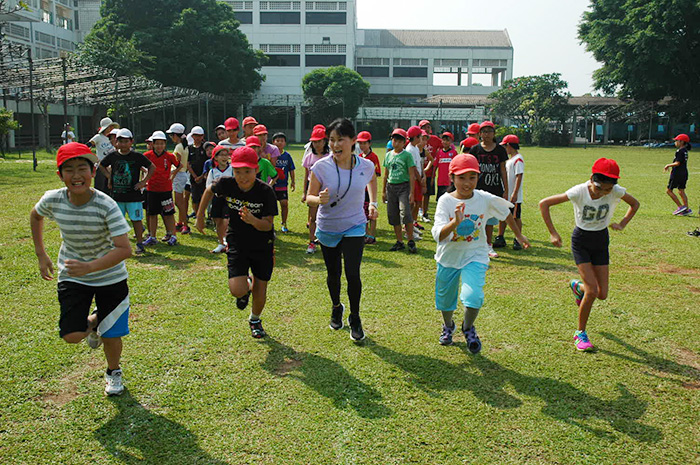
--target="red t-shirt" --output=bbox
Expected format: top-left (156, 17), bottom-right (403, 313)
top-left (144, 150), bottom-right (180, 192)
top-left (436, 147), bottom-right (458, 186)
top-left (424, 135), bottom-right (442, 176)
top-left (360, 151), bottom-right (381, 176)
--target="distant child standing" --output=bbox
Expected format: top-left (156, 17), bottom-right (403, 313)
top-left (245, 136), bottom-right (279, 185)
top-left (166, 123), bottom-right (192, 234)
top-left (539, 158), bottom-right (640, 352)
top-left (30, 143), bottom-right (133, 396)
top-left (665, 133), bottom-right (692, 216)
top-left (302, 126), bottom-right (331, 254)
top-left (495, 135), bottom-right (525, 250)
top-left (186, 126), bottom-right (207, 219)
top-left (383, 128), bottom-right (418, 253)
top-left (272, 132), bottom-right (296, 233)
top-left (406, 126), bottom-right (426, 240)
top-left (357, 131), bottom-right (381, 244)
top-left (432, 154), bottom-right (529, 352)
top-left (435, 132), bottom-right (459, 200)
top-left (142, 131), bottom-right (181, 246)
top-left (206, 146), bottom-right (233, 253)
top-left (88, 117), bottom-right (119, 193)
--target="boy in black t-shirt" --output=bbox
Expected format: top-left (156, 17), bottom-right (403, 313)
top-left (187, 129), bottom-right (209, 218)
top-left (665, 133), bottom-right (692, 216)
top-left (195, 147), bottom-right (278, 339)
top-left (99, 128), bottom-right (155, 254)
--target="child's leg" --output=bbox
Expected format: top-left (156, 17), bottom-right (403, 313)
top-left (497, 220), bottom-right (507, 238)
top-left (215, 218), bottom-right (226, 244)
top-left (102, 337), bottom-right (122, 371)
top-left (58, 282), bottom-right (95, 343)
top-left (132, 220), bottom-right (144, 243)
top-left (163, 214), bottom-right (176, 235)
top-left (250, 278), bottom-right (268, 319)
top-left (679, 189), bottom-right (689, 208)
top-left (485, 224), bottom-right (494, 244)
top-left (174, 191), bottom-right (188, 226)
top-left (442, 310), bottom-right (455, 326)
top-left (184, 189), bottom-right (191, 215)
top-left (436, 264), bottom-right (461, 326)
top-left (229, 276), bottom-right (250, 299)
top-left (280, 199), bottom-right (289, 225)
top-left (576, 262), bottom-right (600, 331)
top-left (147, 215), bottom-right (157, 236)
top-left (369, 218), bottom-right (377, 237)
top-left (320, 242), bottom-right (343, 307)
top-left (308, 205), bottom-right (318, 242)
top-left (459, 262), bottom-right (487, 330)
top-left (393, 224), bottom-right (403, 242)
top-left (666, 188), bottom-right (682, 207)
top-left (399, 184), bottom-right (414, 237)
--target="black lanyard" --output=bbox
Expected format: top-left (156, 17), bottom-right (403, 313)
top-left (330, 155), bottom-right (355, 208)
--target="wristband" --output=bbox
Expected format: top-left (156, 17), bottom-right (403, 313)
top-left (369, 202), bottom-right (378, 208)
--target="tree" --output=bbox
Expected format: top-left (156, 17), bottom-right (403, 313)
top-left (579, 0), bottom-right (700, 105)
top-left (81, 0), bottom-right (265, 95)
top-left (489, 74), bottom-right (571, 145)
top-left (302, 66), bottom-right (370, 122)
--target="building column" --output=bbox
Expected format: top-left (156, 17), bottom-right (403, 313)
top-left (295, 104), bottom-right (302, 143)
top-left (603, 115), bottom-right (610, 144)
top-left (467, 58), bottom-right (473, 87)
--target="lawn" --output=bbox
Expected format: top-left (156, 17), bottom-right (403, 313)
top-left (0, 145), bottom-right (698, 464)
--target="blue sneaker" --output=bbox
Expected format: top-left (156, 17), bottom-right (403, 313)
top-left (439, 322), bottom-right (455, 345)
top-left (463, 324), bottom-right (482, 354)
top-left (281, 224), bottom-right (290, 233)
top-left (143, 236), bottom-right (158, 246)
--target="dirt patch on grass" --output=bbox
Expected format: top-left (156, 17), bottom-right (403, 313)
top-left (274, 357), bottom-right (303, 376)
top-left (677, 347), bottom-right (700, 372)
top-left (687, 286), bottom-right (700, 294)
top-left (39, 357), bottom-right (103, 406)
top-left (658, 263), bottom-right (700, 277)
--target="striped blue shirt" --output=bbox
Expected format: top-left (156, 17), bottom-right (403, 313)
top-left (34, 188), bottom-right (130, 286)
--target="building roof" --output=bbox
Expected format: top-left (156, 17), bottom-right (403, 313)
top-left (358, 29), bottom-right (512, 49)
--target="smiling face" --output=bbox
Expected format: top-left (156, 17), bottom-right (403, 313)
top-left (589, 176), bottom-right (615, 199)
top-left (216, 128), bottom-right (227, 141)
top-left (311, 139), bottom-right (326, 155)
top-left (233, 166), bottom-right (257, 191)
top-left (58, 157), bottom-right (95, 195)
top-left (272, 137), bottom-right (286, 152)
top-left (116, 137), bottom-right (133, 154)
top-left (442, 137), bottom-right (452, 150)
top-left (329, 129), bottom-right (356, 158)
top-left (215, 151), bottom-right (231, 169)
top-left (358, 140), bottom-right (371, 154)
top-left (451, 171), bottom-right (479, 199)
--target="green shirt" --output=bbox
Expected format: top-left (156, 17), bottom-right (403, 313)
top-left (383, 150), bottom-right (415, 184)
top-left (258, 157), bottom-right (278, 183)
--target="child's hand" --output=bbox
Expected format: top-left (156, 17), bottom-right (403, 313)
top-left (301, 194), bottom-right (307, 203)
top-left (239, 206), bottom-right (254, 225)
top-left (409, 193), bottom-right (415, 206)
top-left (517, 235), bottom-right (531, 249)
top-left (318, 188), bottom-right (330, 205)
top-left (510, 194), bottom-right (518, 204)
top-left (610, 223), bottom-right (625, 231)
top-left (195, 216), bottom-right (206, 235)
top-left (549, 233), bottom-right (562, 247)
top-left (134, 181), bottom-right (146, 191)
top-left (291, 182), bottom-right (296, 192)
top-left (664, 164), bottom-right (671, 172)
top-left (382, 192), bottom-right (387, 203)
top-left (368, 204), bottom-right (379, 220)
top-left (454, 202), bottom-right (465, 225)
top-left (37, 254), bottom-right (54, 281)
top-left (64, 259), bottom-right (93, 277)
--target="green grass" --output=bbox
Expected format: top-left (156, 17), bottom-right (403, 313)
top-left (1, 145), bottom-right (699, 464)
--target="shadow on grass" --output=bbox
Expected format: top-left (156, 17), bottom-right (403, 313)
top-left (366, 339), bottom-right (662, 442)
top-left (260, 337), bottom-right (392, 419)
top-left (94, 389), bottom-right (227, 464)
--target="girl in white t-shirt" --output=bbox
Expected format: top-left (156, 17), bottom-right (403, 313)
top-left (205, 146), bottom-right (233, 253)
top-left (539, 158), bottom-right (640, 352)
top-left (496, 135), bottom-right (525, 250)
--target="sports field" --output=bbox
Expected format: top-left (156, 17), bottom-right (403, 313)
top-left (1, 145), bottom-right (698, 464)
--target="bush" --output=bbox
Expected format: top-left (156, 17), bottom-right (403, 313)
top-left (537, 131), bottom-right (570, 147)
top-left (495, 126), bottom-right (531, 145)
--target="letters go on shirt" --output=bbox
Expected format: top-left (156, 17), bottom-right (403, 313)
top-left (565, 181), bottom-right (626, 231)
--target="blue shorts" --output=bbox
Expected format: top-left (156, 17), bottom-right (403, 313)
top-left (435, 262), bottom-right (489, 311)
top-left (117, 201), bottom-right (144, 221)
top-left (486, 217), bottom-right (499, 226)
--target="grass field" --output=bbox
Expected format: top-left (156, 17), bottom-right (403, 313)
top-left (1, 145), bottom-right (699, 464)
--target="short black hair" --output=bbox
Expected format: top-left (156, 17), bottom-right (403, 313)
top-left (507, 142), bottom-right (520, 151)
top-left (327, 118), bottom-right (356, 139)
top-left (58, 156), bottom-right (93, 175)
top-left (272, 132), bottom-right (287, 141)
top-left (592, 172), bottom-right (618, 185)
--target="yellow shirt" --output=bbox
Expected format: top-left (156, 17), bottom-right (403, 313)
top-left (173, 143), bottom-right (189, 171)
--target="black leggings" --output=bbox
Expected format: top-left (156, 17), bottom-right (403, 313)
top-left (320, 236), bottom-right (365, 316)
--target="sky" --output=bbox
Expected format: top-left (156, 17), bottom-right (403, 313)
top-left (356, 0), bottom-right (601, 96)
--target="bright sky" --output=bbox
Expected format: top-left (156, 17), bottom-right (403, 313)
top-left (356, 0), bottom-right (600, 96)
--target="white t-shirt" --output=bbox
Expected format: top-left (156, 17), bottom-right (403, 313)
top-left (61, 131), bottom-right (75, 144)
top-left (431, 190), bottom-right (513, 268)
top-left (406, 143), bottom-right (422, 176)
top-left (565, 181), bottom-right (626, 231)
top-left (218, 138), bottom-right (245, 149)
top-left (206, 164), bottom-right (233, 188)
top-left (505, 153), bottom-right (524, 203)
top-left (89, 133), bottom-right (114, 162)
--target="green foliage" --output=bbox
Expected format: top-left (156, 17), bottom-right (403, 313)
top-left (80, 0), bottom-right (265, 95)
top-left (0, 108), bottom-right (20, 136)
top-left (302, 66), bottom-right (370, 122)
top-left (579, 0), bottom-right (700, 105)
top-left (495, 125), bottom-right (531, 145)
top-left (490, 74), bottom-right (571, 146)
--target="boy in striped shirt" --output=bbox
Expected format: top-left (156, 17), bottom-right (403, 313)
top-left (30, 143), bottom-right (133, 396)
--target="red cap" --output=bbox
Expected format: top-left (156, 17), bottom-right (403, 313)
top-left (449, 154), bottom-right (480, 175)
top-left (441, 131), bottom-right (454, 140)
top-left (231, 147), bottom-right (259, 169)
top-left (674, 133), bottom-right (690, 143)
top-left (56, 142), bottom-right (98, 168)
top-left (460, 137), bottom-right (479, 149)
top-left (310, 126), bottom-right (327, 141)
top-left (253, 124), bottom-right (268, 136)
top-left (467, 123), bottom-right (481, 135)
top-left (356, 131), bottom-right (372, 142)
top-left (212, 145), bottom-right (232, 158)
top-left (480, 121), bottom-right (495, 130)
top-left (246, 136), bottom-right (261, 147)
top-left (419, 119), bottom-right (431, 128)
top-left (500, 134), bottom-right (520, 145)
top-left (591, 158), bottom-right (620, 179)
top-left (391, 128), bottom-right (408, 139)
top-left (242, 116), bottom-right (258, 127)
top-left (407, 126), bottom-right (422, 139)
top-left (224, 117), bottom-right (239, 131)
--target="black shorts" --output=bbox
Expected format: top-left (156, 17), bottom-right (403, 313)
top-left (571, 227), bottom-right (609, 266)
top-left (436, 185), bottom-right (450, 200)
top-left (227, 244), bottom-right (274, 282)
top-left (668, 174), bottom-right (688, 190)
top-left (426, 175), bottom-right (435, 196)
top-left (146, 191), bottom-right (175, 216)
top-left (190, 180), bottom-right (206, 204)
top-left (275, 190), bottom-right (289, 201)
top-left (210, 195), bottom-right (229, 219)
top-left (57, 279), bottom-right (130, 338)
top-left (510, 203), bottom-right (522, 219)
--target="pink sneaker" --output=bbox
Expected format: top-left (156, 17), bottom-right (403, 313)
top-left (574, 330), bottom-right (594, 351)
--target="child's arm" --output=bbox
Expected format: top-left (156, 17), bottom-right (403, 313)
top-left (239, 209), bottom-right (274, 232)
top-left (438, 202), bottom-right (464, 242)
top-left (30, 208), bottom-right (54, 281)
top-left (505, 213), bottom-right (530, 248)
top-left (367, 173), bottom-right (379, 220)
top-left (538, 193), bottom-right (569, 247)
top-left (170, 158), bottom-right (183, 180)
top-left (510, 173), bottom-right (523, 204)
top-left (610, 193), bottom-right (640, 231)
top-left (409, 166), bottom-right (417, 205)
top-left (664, 161), bottom-right (680, 171)
top-left (500, 161), bottom-right (508, 200)
top-left (290, 169), bottom-right (296, 192)
top-left (423, 151), bottom-right (434, 174)
top-left (136, 163), bottom-right (155, 190)
top-left (305, 172), bottom-right (329, 207)
top-left (382, 167), bottom-right (389, 203)
top-left (302, 167), bottom-right (310, 202)
top-left (63, 234), bottom-right (132, 277)
top-left (195, 187), bottom-right (214, 234)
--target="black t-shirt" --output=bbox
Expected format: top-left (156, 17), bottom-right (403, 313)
top-left (100, 150), bottom-right (152, 202)
top-left (469, 143), bottom-right (508, 196)
top-left (672, 147), bottom-right (689, 176)
top-left (212, 177), bottom-right (278, 248)
top-left (189, 145), bottom-right (208, 179)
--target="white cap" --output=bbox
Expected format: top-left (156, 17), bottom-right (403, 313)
top-left (215, 124), bottom-right (225, 131)
top-left (116, 128), bottom-right (133, 139)
top-left (109, 128), bottom-right (120, 136)
top-left (146, 136), bottom-right (153, 142)
top-left (150, 130), bottom-right (167, 141)
top-left (99, 117), bottom-right (119, 133)
top-left (166, 123), bottom-right (186, 134)
top-left (191, 126), bottom-right (205, 135)
top-left (187, 134), bottom-right (195, 145)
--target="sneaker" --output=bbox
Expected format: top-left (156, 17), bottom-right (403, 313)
top-left (160, 234), bottom-right (171, 242)
top-left (463, 324), bottom-right (482, 354)
top-left (681, 208), bottom-right (693, 216)
top-left (175, 222), bottom-right (184, 232)
top-left (86, 330), bottom-right (102, 349)
top-left (188, 211), bottom-right (197, 219)
top-left (249, 319), bottom-right (266, 338)
top-left (281, 224), bottom-right (289, 233)
top-left (348, 314), bottom-right (365, 341)
top-left (574, 330), bottom-right (594, 351)
top-left (212, 243), bottom-right (227, 254)
top-left (673, 206), bottom-right (688, 215)
top-left (181, 226), bottom-right (191, 235)
top-left (421, 214), bottom-right (431, 223)
top-left (488, 245), bottom-right (499, 258)
top-left (407, 240), bottom-right (417, 254)
top-left (687, 228), bottom-right (700, 237)
top-left (364, 235), bottom-right (376, 245)
top-left (166, 235), bottom-right (178, 246)
top-left (306, 242), bottom-right (316, 254)
top-left (329, 304), bottom-right (344, 330)
top-left (143, 236), bottom-right (158, 246)
top-left (439, 322), bottom-right (455, 345)
top-left (236, 277), bottom-right (252, 310)
top-left (104, 369), bottom-right (124, 396)
top-left (570, 279), bottom-right (584, 306)
top-left (493, 235), bottom-right (506, 248)
top-left (389, 241), bottom-right (405, 251)
top-left (412, 230), bottom-right (422, 241)
top-left (135, 243), bottom-right (145, 255)
top-left (513, 238), bottom-right (522, 250)
top-left (413, 221), bottom-right (425, 231)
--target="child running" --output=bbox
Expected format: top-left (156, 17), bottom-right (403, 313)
top-left (357, 131), bottom-right (381, 244)
top-left (30, 143), bottom-right (133, 396)
top-left (664, 133), bottom-right (692, 216)
top-left (539, 158), bottom-right (640, 352)
top-left (494, 135), bottom-right (525, 250)
top-left (302, 126), bottom-right (331, 254)
top-left (383, 128), bottom-right (418, 253)
top-left (271, 132), bottom-right (296, 233)
top-left (206, 146), bottom-right (233, 253)
top-left (142, 131), bottom-right (180, 246)
top-left (196, 147), bottom-right (278, 339)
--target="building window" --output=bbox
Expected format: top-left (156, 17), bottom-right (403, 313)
top-left (306, 1), bottom-right (347, 10)
top-left (266, 54), bottom-right (301, 67)
top-left (357, 57), bottom-right (390, 66)
top-left (306, 55), bottom-right (346, 67)
top-left (261, 44), bottom-right (301, 53)
top-left (357, 67), bottom-right (390, 77)
top-left (236, 11), bottom-right (253, 23)
top-left (260, 1), bottom-right (301, 10)
top-left (306, 44), bottom-right (344, 53)
top-left (393, 67), bottom-right (428, 78)
top-left (305, 12), bottom-right (346, 24)
top-left (260, 12), bottom-right (301, 23)
top-left (35, 31), bottom-right (56, 46)
top-left (229, 1), bottom-right (254, 8)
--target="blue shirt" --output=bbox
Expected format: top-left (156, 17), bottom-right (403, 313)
top-left (274, 151), bottom-right (296, 190)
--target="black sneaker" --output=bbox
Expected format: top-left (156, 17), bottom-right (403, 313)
top-left (330, 304), bottom-right (344, 330)
top-left (493, 235), bottom-right (506, 248)
top-left (348, 314), bottom-right (365, 341)
top-left (249, 319), bottom-right (266, 338)
top-left (407, 240), bottom-right (417, 254)
top-left (462, 323), bottom-right (482, 354)
top-left (513, 238), bottom-right (522, 250)
top-left (687, 228), bottom-right (700, 237)
top-left (236, 277), bottom-right (252, 310)
top-left (389, 241), bottom-right (405, 251)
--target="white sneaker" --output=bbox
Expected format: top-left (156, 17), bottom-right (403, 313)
top-left (420, 214), bottom-right (431, 223)
top-left (306, 242), bottom-right (316, 254)
top-left (211, 243), bottom-right (226, 253)
top-left (86, 331), bottom-right (102, 349)
top-left (104, 369), bottom-right (124, 396)
top-left (488, 245), bottom-right (499, 258)
top-left (413, 230), bottom-right (422, 241)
